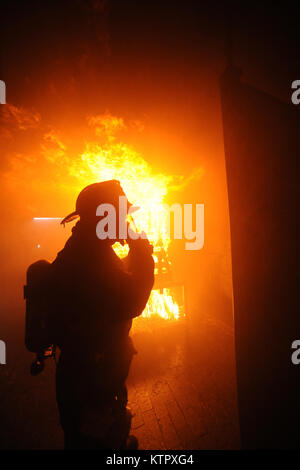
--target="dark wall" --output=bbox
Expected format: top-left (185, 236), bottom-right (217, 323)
top-left (221, 66), bottom-right (300, 448)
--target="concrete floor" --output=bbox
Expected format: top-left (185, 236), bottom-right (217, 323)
top-left (0, 311), bottom-right (239, 449)
top-left (128, 315), bottom-right (239, 449)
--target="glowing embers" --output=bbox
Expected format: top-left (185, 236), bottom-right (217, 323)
top-left (114, 241), bottom-right (186, 325)
top-left (140, 243), bottom-right (186, 323)
top-left (132, 284), bottom-right (185, 333)
top-left (143, 287), bottom-right (184, 321)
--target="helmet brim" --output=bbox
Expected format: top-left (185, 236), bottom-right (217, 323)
top-left (60, 211), bottom-right (80, 225)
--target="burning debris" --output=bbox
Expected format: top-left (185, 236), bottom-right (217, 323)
top-left (4, 110), bottom-right (203, 323)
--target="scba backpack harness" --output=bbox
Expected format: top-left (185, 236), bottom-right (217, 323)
top-left (24, 260), bottom-right (56, 375)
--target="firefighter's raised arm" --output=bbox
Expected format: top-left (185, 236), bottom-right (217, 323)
top-left (108, 234), bottom-right (155, 322)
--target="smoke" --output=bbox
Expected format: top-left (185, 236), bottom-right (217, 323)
top-left (1, 104), bottom-right (41, 131)
top-left (0, 103), bottom-right (209, 318)
top-left (1, 104), bottom-right (206, 227)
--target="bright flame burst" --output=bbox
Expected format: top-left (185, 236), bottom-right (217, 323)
top-left (144, 289), bottom-right (180, 320)
top-left (68, 114), bottom-right (182, 321)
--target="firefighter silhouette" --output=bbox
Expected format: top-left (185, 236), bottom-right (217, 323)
top-left (25, 180), bottom-right (154, 449)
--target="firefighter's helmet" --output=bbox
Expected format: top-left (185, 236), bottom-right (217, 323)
top-left (61, 180), bottom-right (135, 225)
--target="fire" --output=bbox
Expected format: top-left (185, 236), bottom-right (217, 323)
top-left (5, 108), bottom-right (188, 322)
top-left (67, 114), bottom-right (183, 321)
top-left (144, 289), bottom-right (180, 320)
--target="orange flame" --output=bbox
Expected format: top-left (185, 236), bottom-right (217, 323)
top-left (68, 114), bottom-right (182, 321)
